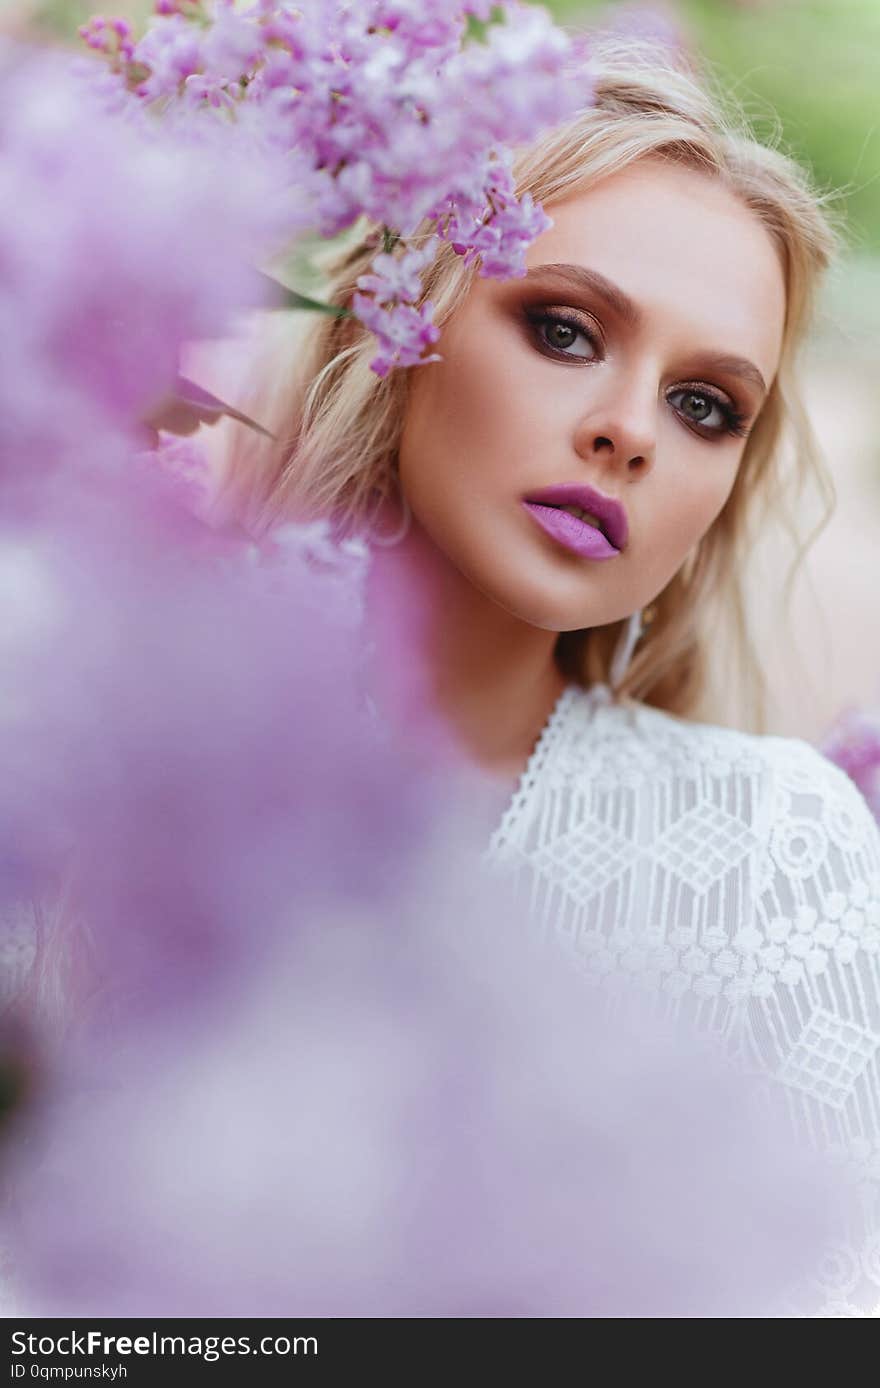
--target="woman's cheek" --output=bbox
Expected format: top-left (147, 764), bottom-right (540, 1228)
top-left (635, 493), bottom-right (708, 587)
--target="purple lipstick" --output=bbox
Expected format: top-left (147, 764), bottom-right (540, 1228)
top-left (521, 482), bottom-right (628, 561)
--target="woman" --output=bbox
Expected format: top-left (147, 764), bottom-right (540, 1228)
top-left (219, 40), bottom-right (880, 1315)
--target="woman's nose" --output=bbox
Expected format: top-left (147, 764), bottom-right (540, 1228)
top-left (572, 381), bottom-right (657, 475)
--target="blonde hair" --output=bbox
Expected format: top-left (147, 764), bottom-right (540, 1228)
top-left (216, 36), bottom-right (839, 731)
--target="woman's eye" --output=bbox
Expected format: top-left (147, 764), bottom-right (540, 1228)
top-left (532, 312), bottom-right (599, 361)
top-left (668, 386), bottom-right (742, 437)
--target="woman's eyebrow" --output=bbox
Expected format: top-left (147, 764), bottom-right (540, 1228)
top-left (522, 262), bottom-right (768, 396)
top-left (522, 263), bottom-right (641, 327)
top-left (692, 352), bottom-right (768, 397)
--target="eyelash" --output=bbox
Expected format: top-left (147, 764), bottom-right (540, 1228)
top-left (524, 307), bottom-right (750, 441)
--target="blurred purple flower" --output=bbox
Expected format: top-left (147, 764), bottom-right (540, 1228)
top-left (133, 14), bottom-right (203, 100)
top-left (0, 43), bottom-right (292, 487)
top-left (77, 15), bottom-right (135, 60)
top-left (819, 705), bottom-right (880, 824)
top-left (4, 794), bottom-right (846, 1317)
top-left (0, 469), bottom-right (422, 1011)
top-left (148, 433), bottom-right (215, 515)
top-left (0, 448), bottom-right (851, 1319)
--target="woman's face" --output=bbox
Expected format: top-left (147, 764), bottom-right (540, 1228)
top-left (397, 157), bottom-right (786, 632)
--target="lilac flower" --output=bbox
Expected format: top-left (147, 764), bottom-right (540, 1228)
top-left (200, 1), bottom-right (265, 79)
top-left (8, 886), bottom-right (845, 1317)
top-left (0, 467), bottom-right (844, 1316)
top-left (77, 15), bottom-right (135, 61)
top-left (0, 465), bottom-right (385, 994)
top-left (441, 152), bottom-right (553, 278)
top-left (0, 422), bottom-right (852, 1318)
top-left (371, 0), bottom-right (491, 54)
top-left (819, 705), bottom-right (880, 824)
top-left (129, 15), bottom-right (202, 100)
top-left (352, 237), bottom-right (443, 373)
top-left (356, 238), bottom-right (441, 307)
top-left (77, 1), bottom-right (588, 373)
top-left (352, 292), bottom-right (442, 376)
top-left (0, 43), bottom-right (292, 482)
top-left (180, 72), bottom-right (238, 110)
top-left (0, 357), bottom-right (851, 1323)
top-left (148, 433), bottom-right (215, 515)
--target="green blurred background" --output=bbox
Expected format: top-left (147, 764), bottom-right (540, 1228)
top-left (3, 0), bottom-right (879, 733)
top-left (558, 1), bottom-right (880, 250)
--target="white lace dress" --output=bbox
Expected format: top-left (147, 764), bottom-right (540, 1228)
top-left (482, 680), bottom-right (880, 1317)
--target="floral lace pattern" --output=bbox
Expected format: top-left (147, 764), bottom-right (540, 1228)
top-left (484, 682), bottom-right (880, 1317)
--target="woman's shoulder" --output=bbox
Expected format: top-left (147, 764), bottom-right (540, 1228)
top-left (755, 728), bottom-right (880, 864)
top-left (562, 682), bottom-right (880, 871)
top-left (639, 699), bottom-right (876, 836)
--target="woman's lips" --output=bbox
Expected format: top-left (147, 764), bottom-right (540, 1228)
top-left (521, 501), bottom-right (621, 560)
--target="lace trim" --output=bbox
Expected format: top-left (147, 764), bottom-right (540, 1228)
top-left (483, 681), bottom-right (613, 861)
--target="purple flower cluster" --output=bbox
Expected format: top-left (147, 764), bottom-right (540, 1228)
top-left (0, 42), bottom-right (292, 491)
top-left (77, 1), bottom-right (587, 374)
top-left (353, 239), bottom-right (442, 376)
top-left (77, 14), bottom-right (135, 61)
top-left (820, 705), bottom-right (880, 824)
top-left (0, 466), bottom-right (843, 1316)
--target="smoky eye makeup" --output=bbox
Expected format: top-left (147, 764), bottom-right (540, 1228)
top-left (521, 302), bottom-right (604, 361)
top-left (520, 304), bottom-right (754, 441)
top-left (665, 383), bottom-right (751, 440)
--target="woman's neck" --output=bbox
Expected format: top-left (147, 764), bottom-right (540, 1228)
top-left (362, 506), bottom-right (569, 785)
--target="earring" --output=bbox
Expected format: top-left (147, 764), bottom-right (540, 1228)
top-left (609, 603), bottom-right (656, 692)
top-left (367, 465), bottom-right (412, 548)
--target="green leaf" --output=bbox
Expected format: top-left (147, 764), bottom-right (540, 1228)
top-left (260, 272), bottom-right (353, 318)
top-left (465, 5), bottom-right (507, 44)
